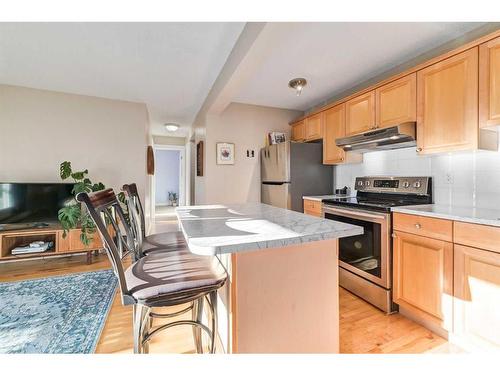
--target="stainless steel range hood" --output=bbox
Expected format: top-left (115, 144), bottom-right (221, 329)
top-left (336, 122), bottom-right (416, 153)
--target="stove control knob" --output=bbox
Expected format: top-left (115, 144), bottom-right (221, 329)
top-left (413, 180), bottom-right (422, 188)
top-left (365, 181), bottom-right (371, 186)
top-left (403, 181), bottom-right (410, 188)
top-left (357, 180), bottom-right (364, 187)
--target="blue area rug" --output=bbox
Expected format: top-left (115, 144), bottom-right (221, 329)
top-left (0, 269), bottom-right (117, 353)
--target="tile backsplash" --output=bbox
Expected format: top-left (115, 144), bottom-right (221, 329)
top-left (335, 147), bottom-right (500, 209)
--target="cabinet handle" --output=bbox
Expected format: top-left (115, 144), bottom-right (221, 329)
top-left (391, 233), bottom-right (397, 238)
top-left (340, 157), bottom-right (345, 162)
top-left (415, 223), bottom-right (421, 229)
top-left (416, 147), bottom-right (422, 153)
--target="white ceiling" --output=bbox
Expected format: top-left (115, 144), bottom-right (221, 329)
top-left (0, 22), bottom-right (244, 136)
top-left (0, 22), bottom-right (490, 137)
top-left (232, 23), bottom-right (486, 111)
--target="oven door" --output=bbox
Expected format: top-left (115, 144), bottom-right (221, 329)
top-left (323, 205), bottom-right (391, 289)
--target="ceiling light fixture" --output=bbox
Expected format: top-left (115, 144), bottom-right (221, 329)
top-left (288, 78), bottom-right (307, 96)
top-left (164, 123), bottom-right (179, 132)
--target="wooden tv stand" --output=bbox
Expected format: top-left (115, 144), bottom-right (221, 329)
top-left (0, 226), bottom-right (104, 264)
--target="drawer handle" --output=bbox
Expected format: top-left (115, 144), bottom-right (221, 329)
top-left (415, 223), bottom-right (421, 229)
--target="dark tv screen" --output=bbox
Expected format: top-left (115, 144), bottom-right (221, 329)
top-left (0, 183), bottom-right (74, 226)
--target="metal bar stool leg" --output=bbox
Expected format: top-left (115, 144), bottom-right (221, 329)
top-left (192, 297), bottom-right (204, 353)
top-left (141, 308), bottom-right (151, 354)
top-left (209, 291), bottom-right (218, 354)
top-left (133, 304), bottom-right (149, 354)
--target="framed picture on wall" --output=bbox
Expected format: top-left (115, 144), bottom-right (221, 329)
top-left (196, 141), bottom-right (204, 176)
top-left (216, 142), bottom-right (235, 165)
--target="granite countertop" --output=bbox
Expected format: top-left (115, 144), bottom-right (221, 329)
top-left (392, 204), bottom-right (500, 228)
top-left (303, 194), bottom-right (351, 201)
top-left (176, 203), bottom-right (363, 255)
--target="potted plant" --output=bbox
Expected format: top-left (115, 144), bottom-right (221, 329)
top-left (57, 161), bottom-right (127, 245)
top-left (168, 191), bottom-right (178, 207)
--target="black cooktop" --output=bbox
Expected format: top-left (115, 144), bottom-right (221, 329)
top-left (323, 192), bottom-right (432, 213)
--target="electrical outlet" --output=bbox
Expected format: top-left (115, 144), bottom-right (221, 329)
top-left (445, 173), bottom-right (453, 184)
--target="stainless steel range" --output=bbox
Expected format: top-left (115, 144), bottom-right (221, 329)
top-left (322, 176), bottom-right (432, 313)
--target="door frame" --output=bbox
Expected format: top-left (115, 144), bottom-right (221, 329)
top-left (152, 144), bottom-right (186, 218)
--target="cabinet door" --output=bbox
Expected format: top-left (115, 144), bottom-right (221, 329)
top-left (305, 113), bottom-right (323, 141)
top-left (393, 231), bottom-right (453, 330)
top-left (454, 244), bottom-right (500, 350)
top-left (67, 229), bottom-right (103, 251)
top-left (291, 121), bottom-right (305, 142)
top-left (416, 48), bottom-right (479, 154)
top-left (345, 91), bottom-right (375, 135)
top-left (303, 199), bottom-right (321, 217)
top-left (323, 104), bottom-right (346, 164)
top-left (376, 74), bottom-right (416, 128)
top-left (479, 36), bottom-right (500, 128)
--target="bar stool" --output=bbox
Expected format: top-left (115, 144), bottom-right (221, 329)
top-left (122, 183), bottom-right (186, 257)
top-left (77, 189), bottom-right (226, 354)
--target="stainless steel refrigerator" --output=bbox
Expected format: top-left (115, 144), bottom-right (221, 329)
top-left (261, 141), bottom-right (333, 212)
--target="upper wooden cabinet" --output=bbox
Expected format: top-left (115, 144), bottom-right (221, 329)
top-left (345, 91), bottom-right (376, 136)
top-left (323, 104), bottom-right (362, 165)
top-left (479, 36), bottom-right (500, 128)
top-left (304, 112), bottom-right (323, 141)
top-left (416, 48), bottom-right (479, 154)
top-left (393, 230), bottom-right (453, 332)
top-left (291, 121), bottom-right (305, 142)
top-left (323, 105), bottom-right (345, 164)
top-left (375, 74), bottom-right (416, 128)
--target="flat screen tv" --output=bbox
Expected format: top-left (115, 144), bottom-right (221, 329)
top-left (0, 183), bottom-right (74, 231)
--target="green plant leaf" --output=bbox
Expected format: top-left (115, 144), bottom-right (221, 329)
top-left (70, 169), bottom-right (89, 181)
top-left (91, 182), bottom-right (105, 192)
top-left (58, 204), bottom-right (81, 238)
top-left (71, 180), bottom-right (93, 195)
top-left (60, 161), bottom-right (72, 180)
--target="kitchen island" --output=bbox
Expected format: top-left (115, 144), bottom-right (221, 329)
top-left (176, 203), bottom-right (362, 353)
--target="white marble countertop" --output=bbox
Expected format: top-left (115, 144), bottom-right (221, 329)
top-left (392, 204), bottom-right (500, 228)
top-left (303, 194), bottom-right (351, 201)
top-left (176, 203), bottom-right (363, 255)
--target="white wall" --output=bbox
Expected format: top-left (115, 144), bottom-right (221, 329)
top-left (154, 149), bottom-right (180, 205)
top-left (0, 85), bottom-right (148, 203)
top-left (335, 145), bottom-right (500, 210)
top-left (197, 102), bottom-right (301, 204)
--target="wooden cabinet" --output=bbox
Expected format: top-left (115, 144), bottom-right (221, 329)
top-left (416, 48), bottom-right (479, 154)
top-left (454, 244), bottom-right (500, 350)
top-left (479, 36), bottom-right (500, 128)
top-left (291, 121), bottom-right (305, 142)
top-left (323, 105), bottom-right (345, 164)
top-left (393, 230), bottom-right (453, 332)
top-left (323, 104), bottom-right (362, 165)
top-left (345, 91), bottom-right (376, 136)
top-left (393, 213), bottom-right (453, 242)
top-left (304, 112), bottom-right (323, 141)
top-left (0, 227), bottom-right (102, 264)
top-left (303, 199), bottom-right (322, 217)
top-left (375, 74), bottom-right (416, 128)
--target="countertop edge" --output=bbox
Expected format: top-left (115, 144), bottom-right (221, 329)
top-left (185, 226), bottom-right (363, 256)
top-left (391, 206), bottom-right (500, 228)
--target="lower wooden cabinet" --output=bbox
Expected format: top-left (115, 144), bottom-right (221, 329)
top-left (453, 244), bottom-right (500, 350)
top-left (303, 199), bottom-right (322, 217)
top-left (393, 230), bottom-right (453, 332)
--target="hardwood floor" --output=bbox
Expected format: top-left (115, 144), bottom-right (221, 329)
top-left (0, 218), bottom-right (453, 354)
top-left (339, 287), bottom-right (448, 353)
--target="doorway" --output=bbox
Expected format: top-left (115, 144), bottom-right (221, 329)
top-left (153, 145), bottom-right (186, 221)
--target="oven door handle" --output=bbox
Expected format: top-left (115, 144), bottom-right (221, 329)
top-left (322, 205), bottom-right (388, 221)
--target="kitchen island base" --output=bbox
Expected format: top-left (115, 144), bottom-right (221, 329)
top-left (217, 239), bottom-right (339, 353)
